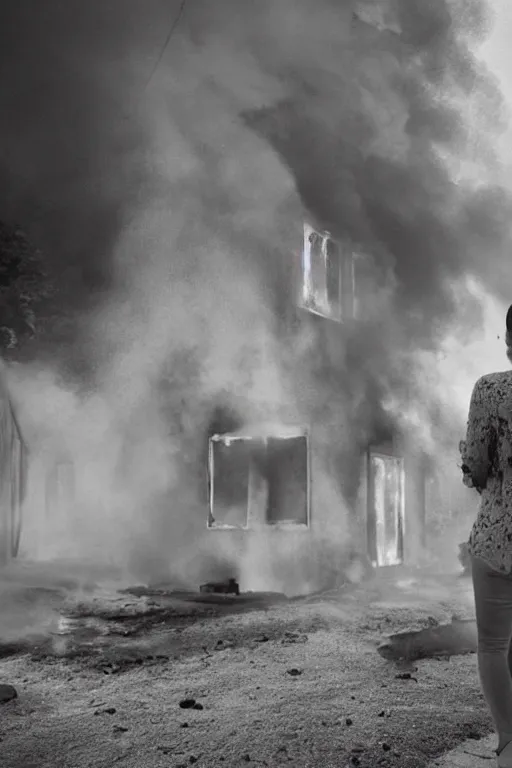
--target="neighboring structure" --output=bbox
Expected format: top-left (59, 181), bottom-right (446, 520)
top-left (19, 448), bottom-right (76, 562)
top-left (0, 372), bottom-right (28, 564)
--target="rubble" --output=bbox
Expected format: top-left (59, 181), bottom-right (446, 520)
top-left (179, 699), bottom-right (204, 710)
top-left (199, 578), bottom-right (240, 595)
top-left (395, 672), bottom-right (417, 682)
top-left (0, 684), bottom-right (17, 703)
top-left (286, 668), bottom-right (303, 676)
top-left (214, 638), bottom-right (235, 651)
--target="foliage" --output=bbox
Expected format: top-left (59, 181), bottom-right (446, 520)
top-left (0, 221), bottom-right (54, 352)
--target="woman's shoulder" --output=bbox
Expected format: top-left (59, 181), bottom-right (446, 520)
top-left (473, 371), bottom-right (512, 406)
top-left (475, 370), bottom-right (512, 387)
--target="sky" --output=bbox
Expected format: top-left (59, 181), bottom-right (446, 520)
top-left (479, 0), bottom-right (512, 179)
top-left (443, 0), bottom-right (512, 382)
top-left (440, 0), bottom-right (512, 396)
top-left (480, 1), bottom-right (512, 109)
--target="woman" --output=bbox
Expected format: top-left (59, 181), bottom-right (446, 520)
top-left (461, 303), bottom-right (512, 766)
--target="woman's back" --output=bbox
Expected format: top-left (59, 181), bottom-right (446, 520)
top-left (465, 369), bottom-right (512, 573)
top-left (462, 306), bottom-right (512, 766)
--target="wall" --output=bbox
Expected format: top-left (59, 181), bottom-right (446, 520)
top-left (198, 427), bottom-right (428, 595)
top-left (179, 220), bottom-right (431, 594)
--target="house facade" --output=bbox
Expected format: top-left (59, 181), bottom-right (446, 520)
top-left (13, 217), bottom-right (440, 593)
top-left (200, 216), bottom-right (432, 595)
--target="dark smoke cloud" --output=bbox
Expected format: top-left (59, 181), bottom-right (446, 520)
top-left (243, 0), bottom-right (511, 345)
top-left (0, 1), bottom-right (158, 309)
top-left (0, 0), bottom-right (508, 347)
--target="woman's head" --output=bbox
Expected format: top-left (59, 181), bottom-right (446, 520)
top-left (507, 304), bottom-right (512, 363)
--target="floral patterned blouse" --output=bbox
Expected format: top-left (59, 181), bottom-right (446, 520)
top-left (462, 371), bottom-right (512, 573)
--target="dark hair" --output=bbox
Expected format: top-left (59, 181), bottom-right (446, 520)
top-left (507, 305), bottom-right (512, 362)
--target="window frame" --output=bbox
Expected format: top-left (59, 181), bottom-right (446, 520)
top-left (207, 430), bottom-right (311, 531)
top-left (300, 223), bottom-right (356, 323)
top-left (207, 434), bottom-right (251, 530)
top-left (366, 448), bottom-right (406, 568)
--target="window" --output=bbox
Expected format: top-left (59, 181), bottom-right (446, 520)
top-left (367, 450), bottom-right (405, 567)
top-left (301, 223), bottom-right (356, 322)
top-left (208, 431), bottom-right (310, 529)
top-left (264, 436), bottom-right (309, 526)
top-left (208, 436), bottom-right (252, 529)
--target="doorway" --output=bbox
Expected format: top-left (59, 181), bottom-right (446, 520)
top-left (367, 449), bottom-right (405, 567)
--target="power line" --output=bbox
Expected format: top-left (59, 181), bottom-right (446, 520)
top-left (143, 0), bottom-right (187, 93)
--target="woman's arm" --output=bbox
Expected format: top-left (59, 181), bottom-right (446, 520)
top-left (461, 377), bottom-right (494, 492)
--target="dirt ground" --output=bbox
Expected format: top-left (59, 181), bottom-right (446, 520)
top-left (0, 561), bottom-right (495, 768)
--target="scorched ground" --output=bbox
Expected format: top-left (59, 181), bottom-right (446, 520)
top-left (0, 561), bottom-right (493, 768)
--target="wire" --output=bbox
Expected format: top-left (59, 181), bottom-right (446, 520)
top-left (143, 0), bottom-right (188, 92)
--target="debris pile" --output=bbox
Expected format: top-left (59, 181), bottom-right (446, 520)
top-left (0, 684), bottom-right (17, 703)
top-left (199, 578), bottom-right (240, 596)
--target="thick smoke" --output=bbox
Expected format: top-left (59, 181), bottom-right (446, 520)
top-left (0, 0), bottom-right (510, 591)
top-left (244, 1), bottom-right (509, 331)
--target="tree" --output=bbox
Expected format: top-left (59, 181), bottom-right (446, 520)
top-left (0, 221), bottom-right (54, 353)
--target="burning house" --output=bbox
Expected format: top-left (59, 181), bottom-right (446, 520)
top-left (2, 0), bottom-right (501, 592)
top-left (200, 218), bottom-right (433, 592)
top-left (188, 0), bottom-right (493, 593)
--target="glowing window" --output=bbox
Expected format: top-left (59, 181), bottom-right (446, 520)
top-left (301, 223), bottom-right (355, 322)
top-left (207, 432), bottom-right (310, 529)
top-left (368, 451), bottom-right (405, 567)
